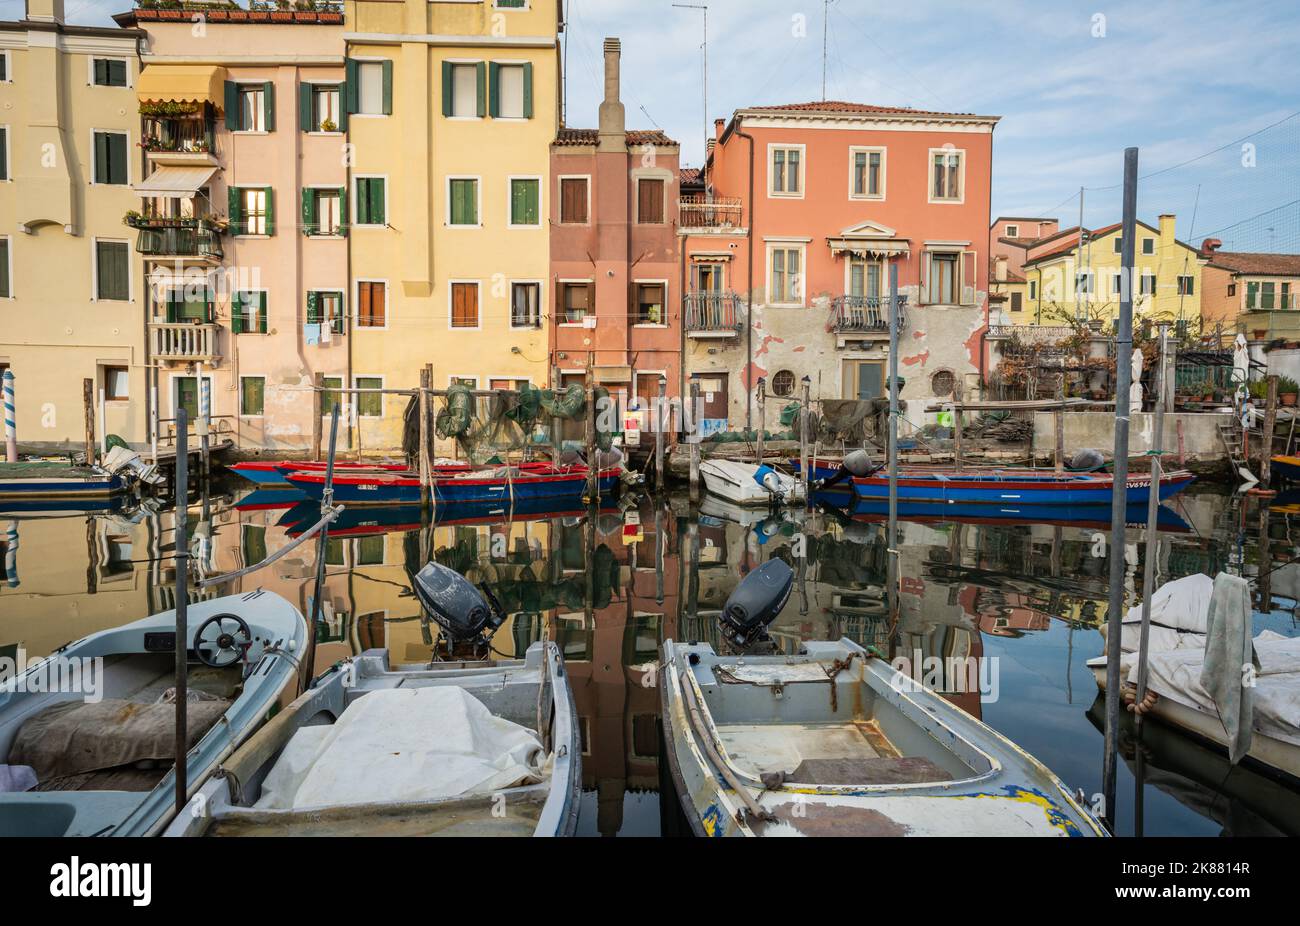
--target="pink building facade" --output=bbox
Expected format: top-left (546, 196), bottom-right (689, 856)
top-left (682, 102), bottom-right (1000, 433)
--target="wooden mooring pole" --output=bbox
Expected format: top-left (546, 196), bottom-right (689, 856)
top-left (1261, 375), bottom-right (1278, 487)
top-left (83, 378), bottom-right (95, 467)
top-left (655, 375), bottom-right (667, 493)
top-left (755, 377), bottom-right (766, 465)
top-left (172, 407), bottom-right (189, 816)
top-left (689, 379), bottom-right (701, 503)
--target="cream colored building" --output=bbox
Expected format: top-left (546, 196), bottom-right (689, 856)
top-left (345, 0), bottom-right (560, 451)
top-left (0, 0), bottom-right (147, 452)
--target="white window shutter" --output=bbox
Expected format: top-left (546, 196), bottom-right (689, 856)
top-left (960, 250), bottom-right (977, 306)
top-left (919, 251), bottom-right (930, 305)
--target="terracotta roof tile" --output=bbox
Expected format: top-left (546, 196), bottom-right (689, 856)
top-left (1206, 251), bottom-right (1300, 277)
top-left (743, 100), bottom-right (994, 120)
top-left (554, 128), bottom-right (678, 147)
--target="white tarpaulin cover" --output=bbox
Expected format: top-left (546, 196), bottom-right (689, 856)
top-left (134, 165), bottom-right (219, 198)
top-left (255, 686), bottom-right (545, 810)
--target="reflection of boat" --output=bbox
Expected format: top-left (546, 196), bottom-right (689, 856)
top-left (699, 493), bottom-right (799, 530)
top-left (1267, 488), bottom-right (1300, 514)
top-left (166, 641), bottom-right (580, 837)
top-left (840, 497), bottom-right (1193, 532)
top-left (0, 495), bottom-right (129, 517)
top-left (1085, 694), bottom-right (1300, 836)
top-left (281, 496), bottom-right (612, 537)
top-left (850, 468), bottom-right (1194, 506)
top-left (286, 465), bottom-right (620, 506)
top-left (0, 591), bottom-right (306, 836)
top-left (1087, 574), bottom-right (1300, 781)
top-left (0, 462), bottom-right (126, 501)
top-left (233, 488), bottom-right (308, 512)
top-left (660, 637), bottom-right (1105, 836)
top-left (1271, 455), bottom-right (1300, 483)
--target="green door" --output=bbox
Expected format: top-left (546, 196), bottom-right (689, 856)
top-left (175, 376), bottom-right (199, 420)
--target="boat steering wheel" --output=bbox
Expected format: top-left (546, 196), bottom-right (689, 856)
top-left (193, 614), bottom-right (253, 668)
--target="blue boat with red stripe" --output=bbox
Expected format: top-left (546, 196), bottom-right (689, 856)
top-left (285, 463), bottom-right (621, 506)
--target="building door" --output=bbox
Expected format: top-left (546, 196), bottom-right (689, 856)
top-left (690, 373), bottom-right (728, 437)
top-left (842, 361), bottom-right (883, 400)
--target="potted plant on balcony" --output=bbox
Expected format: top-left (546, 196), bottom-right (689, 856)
top-left (1280, 376), bottom-right (1300, 407)
top-left (248, 0), bottom-right (272, 21)
top-left (271, 0), bottom-right (294, 20)
top-left (319, 117), bottom-right (338, 133)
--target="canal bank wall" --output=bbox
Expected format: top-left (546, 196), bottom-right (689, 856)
top-left (1032, 410), bottom-right (1230, 467)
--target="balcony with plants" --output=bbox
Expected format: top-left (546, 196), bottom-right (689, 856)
top-left (132, 0), bottom-right (344, 24)
top-left (124, 209), bottom-right (226, 263)
top-left (140, 100), bottom-right (218, 166)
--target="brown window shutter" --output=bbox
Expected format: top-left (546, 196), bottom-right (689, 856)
top-left (638, 179), bottom-right (664, 224)
top-left (561, 178), bottom-right (587, 223)
top-left (358, 282), bottom-right (372, 325)
top-left (452, 283), bottom-right (477, 327)
top-left (372, 283), bottom-right (386, 325)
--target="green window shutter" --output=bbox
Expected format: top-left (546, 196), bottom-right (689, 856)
top-left (228, 186), bottom-right (243, 235)
top-left (344, 59), bottom-right (359, 112)
top-left (109, 59), bottom-right (126, 87)
top-left (476, 61), bottom-right (487, 117)
top-left (224, 81), bottom-right (239, 130)
top-left (522, 62), bottom-right (533, 119)
top-left (166, 292), bottom-right (179, 323)
top-left (231, 292), bottom-right (243, 333)
top-left (488, 62), bottom-right (500, 118)
top-left (93, 59), bottom-right (105, 84)
top-left (92, 132), bottom-right (106, 183)
top-left (263, 187), bottom-right (275, 236)
top-left (107, 133), bottom-right (127, 184)
top-left (263, 81), bottom-right (276, 132)
top-left (0, 239), bottom-right (8, 298)
top-left (338, 186), bottom-right (348, 236)
top-left (299, 83), bottom-right (313, 131)
top-left (354, 179), bottom-right (368, 225)
top-left (0, 128), bottom-right (7, 180)
top-left (301, 188), bottom-right (317, 236)
top-left (370, 179), bottom-right (385, 226)
top-left (336, 91), bottom-right (348, 132)
top-left (451, 180), bottom-right (471, 225)
top-left (441, 61), bottom-right (453, 117)
top-left (258, 291), bottom-right (268, 334)
top-left (306, 291), bottom-right (321, 325)
top-left (381, 60), bottom-right (393, 115)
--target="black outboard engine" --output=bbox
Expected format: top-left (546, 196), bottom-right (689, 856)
top-left (413, 562), bottom-right (506, 650)
top-left (718, 559), bottom-right (794, 652)
top-left (817, 447), bottom-right (884, 491)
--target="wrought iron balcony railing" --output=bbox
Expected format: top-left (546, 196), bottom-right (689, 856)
top-left (684, 291), bottom-right (744, 335)
top-left (679, 194), bottom-right (744, 229)
top-left (132, 219), bottom-right (224, 262)
top-left (829, 294), bottom-right (907, 334)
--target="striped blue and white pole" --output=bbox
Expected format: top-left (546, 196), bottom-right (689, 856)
top-left (198, 373), bottom-right (210, 439)
top-left (4, 521), bottom-right (17, 589)
top-left (3, 368), bottom-right (15, 462)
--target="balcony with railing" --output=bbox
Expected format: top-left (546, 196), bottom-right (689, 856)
top-left (149, 322), bottom-right (220, 363)
top-left (129, 216), bottom-right (225, 264)
top-left (684, 291), bottom-right (745, 337)
top-left (140, 103), bottom-right (219, 167)
top-left (679, 195), bottom-right (744, 231)
top-left (829, 295), bottom-right (907, 339)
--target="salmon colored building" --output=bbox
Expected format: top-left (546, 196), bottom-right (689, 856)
top-left (549, 38), bottom-right (681, 429)
top-left (682, 101), bottom-right (1000, 433)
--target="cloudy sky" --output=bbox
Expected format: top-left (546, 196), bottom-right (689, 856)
top-left (14, 0), bottom-right (1300, 250)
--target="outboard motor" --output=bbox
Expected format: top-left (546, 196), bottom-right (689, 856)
top-left (718, 559), bottom-right (794, 652)
top-left (413, 562), bottom-right (506, 648)
top-left (753, 464), bottom-right (786, 500)
top-left (817, 448), bottom-right (883, 490)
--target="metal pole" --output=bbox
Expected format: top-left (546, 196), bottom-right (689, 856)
top-left (799, 375), bottom-right (811, 507)
top-left (305, 404), bottom-right (340, 693)
top-left (656, 375), bottom-right (667, 492)
top-left (3, 369), bottom-right (16, 462)
top-left (689, 379), bottom-right (701, 503)
top-left (172, 407), bottom-right (189, 816)
top-left (1102, 146), bottom-right (1140, 832)
top-left (1134, 323), bottom-right (1169, 729)
top-left (198, 363), bottom-right (210, 481)
top-left (888, 263), bottom-right (900, 627)
top-left (98, 387), bottom-right (107, 457)
top-left (419, 366), bottom-right (432, 511)
top-left (150, 379), bottom-right (159, 465)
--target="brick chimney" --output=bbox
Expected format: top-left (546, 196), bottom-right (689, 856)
top-left (994, 255), bottom-right (1008, 282)
top-left (598, 38), bottom-right (626, 153)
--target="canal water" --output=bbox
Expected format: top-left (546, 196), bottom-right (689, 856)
top-left (1, 481), bottom-right (1298, 837)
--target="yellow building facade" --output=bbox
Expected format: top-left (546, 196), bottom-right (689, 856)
top-left (345, 0), bottom-right (559, 452)
top-left (1021, 214), bottom-right (1206, 328)
top-left (0, 0), bottom-right (148, 451)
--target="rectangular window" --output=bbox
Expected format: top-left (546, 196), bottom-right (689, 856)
top-left (104, 365), bottom-right (129, 401)
top-left (1177, 275), bottom-right (1195, 296)
top-left (355, 61), bottom-right (388, 115)
top-left (355, 376), bottom-right (383, 417)
top-left (495, 63), bottom-right (526, 118)
top-left (511, 281), bottom-right (540, 328)
top-left (928, 252), bottom-right (959, 304)
top-left (509, 178), bottom-right (540, 226)
top-left (1010, 292), bottom-right (1023, 313)
top-left (495, 0), bottom-right (527, 7)
top-left (636, 283), bottom-right (665, 324)
top-left (1142, 238), bottom-right (1156, 255)
top-left (356, 535), bottom-right (385, 566)
top-left (242, 524), bottom-right (267, 567)
top-left (355, 177), bottom-right (386, 226)
top-left (637, 178), bottom-right (665, 223)
top-left (450, 63), bottom-right (479, 117)
top-left (240, 188), bottom-right (269, 235)
top-left (312, 85), bottom-right (340, 131)
top-left (95, 240), bottom-right (129, 300)
top-left (1028, 279), bottom-right (1037, 300)
top-left (560, 177), bottom-right (589, 224)
top-left (308, 290), bottom-right (346, 334)
top-left (93, 131), bottom-right (128, 185)
top-left (0, 237), bottom-right (9, 297)
top-left (92, 59), bottom-right (128, 87)
top-left (1113, 237), bottom-right (1123, 254)
top-left (232, 291), bottom-right (268, 334)
top-left (930, 149), bottom-right (963, 202)
top-left (851, 148), bottom-right (882, 198)
top-left (1005, 224), bottom-right (1019, 237)
top-left (562, 282), bottom-right (591, 323)
top-left (1111, 272), bottom-right (1123, 296)
top-left (240, 376), bottom-right (265, 416)
top-left (165, 287), bottom-right (212, 322)
top-left (1140, 272), bottom-right (1156, 295)
top-left (356, 281), bottom-right (386, 328)
top-left (450, 376), bottom-right (478, 389)
top-left (769, 247), bottom-right (802, 304)
top-left (305, 188), bottom-right (342, 236)
top-left (321, 376), bottom-right (343, 416)
top-left (1075, 269), bottom-right (1094, 296)
top-left (449, 178), bottom-right (479, 225)
top-left (237, 84), bottom-right (266, 132)
top-left (771, 146), bottom-right (802, 195)
top-left (0, 127), bottom-right (7, 180)
top-left (450, 281), bottom-right (479, 328)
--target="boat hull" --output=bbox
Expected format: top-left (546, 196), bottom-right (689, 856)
top-left (228, 460), bottom-right (411, 485)
top-left (287, 467), bottom-right (620, 506)
top-left (850, 469), bottom-right (1194, 505)
top-left (0, 474), bottom-right (125, 499)
top-left (1271, 455), bottom-right (1300, 483)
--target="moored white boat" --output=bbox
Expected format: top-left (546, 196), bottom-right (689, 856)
top-left (660, 637), bottom-right (1106, 836)
top-left (0, 590), bottom-right (306, 836)
top-left (699, 459), bottom-right (804, 507)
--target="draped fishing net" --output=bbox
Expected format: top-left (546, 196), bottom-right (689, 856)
top-left (404, 384), bottom-right (616, 465)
